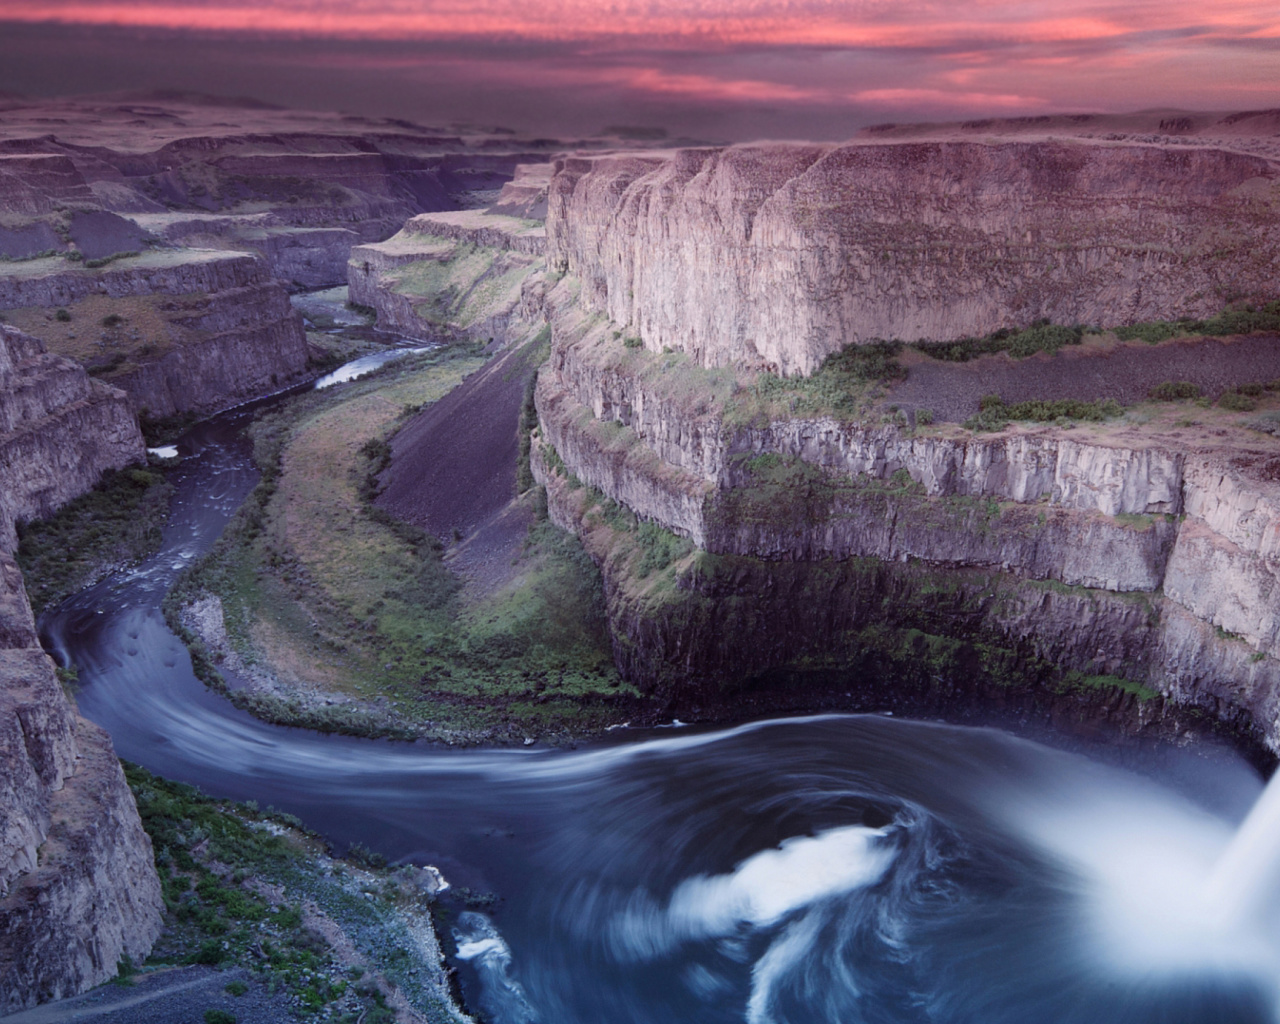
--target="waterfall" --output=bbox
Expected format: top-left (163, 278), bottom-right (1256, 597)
top-left (1207, 768), bottom-right (1280, 932)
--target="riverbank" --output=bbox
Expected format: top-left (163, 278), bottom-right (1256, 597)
top-left (161, 344), bottom-right (636, 745)
top-left (117, 765), bottom-right (471, 1024)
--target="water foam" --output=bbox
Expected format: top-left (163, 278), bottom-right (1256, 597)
top-left (993, 756), bottom-right (1280, 995)
top-left (667, 825), bottom-right (895, 936)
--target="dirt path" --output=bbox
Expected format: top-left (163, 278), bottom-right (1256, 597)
top-left (0, 967), bottom-right (288, 1024)
top-left (890, 333), bottom-right (1280, 422)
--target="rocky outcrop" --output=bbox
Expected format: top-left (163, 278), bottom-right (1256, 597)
top-left (532, 280), bottom-right (1280, 748)
top-left (0, 252), bottom-right (312, 420)
top-left (491, 163), bottom-right (553, 221)
top-left (547, 141), bottom-right (1280, 374)
top-left (348, 211), bottom-right (546, 345)
top-left (0, 325), bottom-right (143, 548)
top-left (0, 553), bottom-right (164, 1012)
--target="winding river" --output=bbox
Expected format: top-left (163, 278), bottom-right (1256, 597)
top-left (37, 355), bottom-right (1280, 1024)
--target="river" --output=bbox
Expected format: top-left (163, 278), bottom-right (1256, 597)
top-left (36, 352), bottom-right (1280, 1024)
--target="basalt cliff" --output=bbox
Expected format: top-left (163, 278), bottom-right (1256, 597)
top-left (532, 125), bottom-right (1280, 752)
top-left (0, 325), bottom-right (162, 1010)
top-left (548, 138), bottom-right (1280, 375)
top-left (0, 250), bottom-right (312, 421)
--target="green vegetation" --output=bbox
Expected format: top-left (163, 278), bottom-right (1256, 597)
top-left (744, 341), bottom-right (905, 419)
top-left (140, 409), bottom-right (200, 447)
top-left (916, 320), bottom-right (1084, 362)
top-left (1247, 411), bottom-right (1280, 436)
top-left (126, 764), bottom-right (460, 1023)
top-left (1219, 388), bottom-right (1259, 412)
top-left (1149, 380), bottom-right (1201, 401)
top-left (83, 250), bottom-right (142, 269)
top-left (54, 307), bottom-right (71, 322)
top-left (913, 302), bottom-right (1280, 365)
top-left (565, 489), bottom-right (1165, 710)
top-left (16, 466), bottom-right (174, 615)
top-left (388, 239), bottom-right (539, 333)
top-left (1115, 301), bottom-right (1280, 342)
top-left (167, 348), bottom-right (628, 741)
top-left (515, 327), bottom-right (552, 493)
top-left (964, 394), bottom-right (1123, 431)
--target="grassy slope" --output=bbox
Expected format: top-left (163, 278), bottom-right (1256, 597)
top-left (175, 348), bottom-right (629, 741)
top-left (16, 464), bottom-right (175, 616)
top-left (125, 764), bottom-right (466, 1024)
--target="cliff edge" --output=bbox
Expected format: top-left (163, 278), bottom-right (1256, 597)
top-left (0, 326), bottom-right (162, 1010)
top-left (548, 138), bottom-right (1280, 375)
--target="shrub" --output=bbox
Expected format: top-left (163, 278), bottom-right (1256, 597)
top-left (54, 308), bottom-right (71, 322)
top-left (84, 250), bottom-right (139, 269)
top-left (1115, 321), bottom-right (1182, 344)
top-left (204, 1011), bottom-right (236, 1024)
top-left (225, 980), bottom-right (248, 996)
top-left (1219, 390), bottom-right (1258, 412)
top-left (965, 396), bottom-right (1123, 431)
top-left (915, 408), bottom-right (934, 426)
top-left (101, 313), bottom-right (124, 328)
top-left (919, 320), bottom-right (1084, 362)
top-left (1149, 380), bottom-right (1200, 401)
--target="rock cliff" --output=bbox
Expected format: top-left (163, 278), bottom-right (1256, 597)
top-left (348, 210), bottom-right (546, 345)
top-left (547, 141), bottom-right (1280, 375)
top-left (0, 327), bottom-right (161, 1010)
top-left (0, 251), bottom-right (312, 421)
top-left (532, 272), bottom-right (1280, 750)
top-left (0, 553), bottom-right (164, 1012)
top-left (0, 325), bottom-right (143, 547)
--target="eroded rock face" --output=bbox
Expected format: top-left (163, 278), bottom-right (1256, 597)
top-left (532, 291), bottom-right (1280, 748)
top-left (548, 141), bottom-right (1280, 375)
top-left (0, 253), bottom-right (312, 421)
top-left (348, 211), bottom-right (546, 344)
top-left (0, 325), bottom-right (143, 548)
top-left (0, 553), bottom-right (163, 1012)
top-left (0, 326), bottom-right (161, 1009)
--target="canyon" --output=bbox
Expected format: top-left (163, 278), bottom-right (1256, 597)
top-left (528, 113), bottom-right (1280, 753)
top-left (6, 99), bottom-right (1280, 1017)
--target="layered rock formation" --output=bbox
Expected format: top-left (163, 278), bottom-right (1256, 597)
top-left (0, 98), bottom-right (585, 286)
top-left (533, 352), bottom-right (1280, 747)
top-left (547, 141), bottom-right (1280, 374)
top-left (0, 327), bottom-right (161, 1010)
top-left (0, 250), bottom-right (312, 420)
top-left (532, 125), bottom-right (1280, 749)
top-left (0, 553), bottom-right (164, 1012)
top-left (348, 210), bottom-right (546, 345)
top-left (0, 325), bottom-right (143, 545)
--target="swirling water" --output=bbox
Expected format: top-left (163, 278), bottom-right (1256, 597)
top-left (38, 376), bottom-right (1280, 1024)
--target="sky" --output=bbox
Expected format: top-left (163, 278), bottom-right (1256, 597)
top-left (0, 0), bottom-right (1278, 139)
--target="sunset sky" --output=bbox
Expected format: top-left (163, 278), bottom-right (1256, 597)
top-left (1, 0), bottom-right (1278, 138)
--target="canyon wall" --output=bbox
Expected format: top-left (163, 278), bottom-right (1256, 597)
top-left (547, 142), bottom-right (1280, 375)
top-left (348, 210), bottom-right (546, 345)
top-left (0, 252), bottom-right (312, 420)
top-left (0, 327), bottom-right (162, 1010)
top-left (532, 272), bottom-right (1280, 749)
top-left (0, 325), bottom-right (143, 547)
top-left (0, 554), bottom-right (164, 1012)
